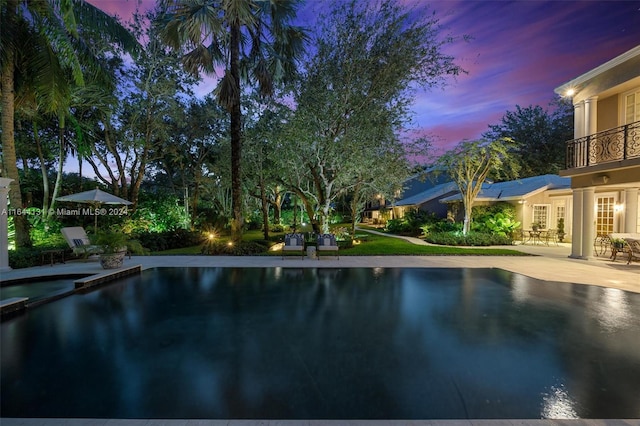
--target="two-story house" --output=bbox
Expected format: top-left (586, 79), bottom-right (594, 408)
top-left (554, 45), bottom-right (640, 259)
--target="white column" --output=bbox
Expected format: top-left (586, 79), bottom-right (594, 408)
top-left (0, 178), bottom-right (14, 272)
top-left (584, 97), bottom-right (598, 136)
top-left (570, 188), bottom-right (583, 259)
top-left (573, 101), bottom-right (585, 138)
top-left (624, 188), bottom-right (639, 233)
top-left (581, 187), bottom-right (596, 259)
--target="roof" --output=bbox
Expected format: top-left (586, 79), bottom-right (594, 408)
top-left (396, 169), bottom-right (450, 200)
top-left (554, 45), bottom-right (640, 96)
top-left (395, 181), bottom-right (459, 206)
top-left (439, 174), bottom-right (571, 203)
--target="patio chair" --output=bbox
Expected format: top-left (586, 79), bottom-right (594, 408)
top-left (61, 226), bottom-right (102, 258)
top-left (282, 233), bottom-right (305, 259)
top-left (543, 229), bottom-right (559, 246)
top-left (624, 238), bottom-right (640, 265)
top-left (317, 233), bottom-right (339, 259)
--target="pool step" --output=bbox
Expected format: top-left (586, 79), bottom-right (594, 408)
top-left (74, 264), bottom-right (142, 290)
top-left (0, 297), bottom-right (29, 316)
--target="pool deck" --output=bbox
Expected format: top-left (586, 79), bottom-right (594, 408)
top-left (1, 242), bottom-right (639, 293)
top-left (2, 244), bottom-right (639, 426)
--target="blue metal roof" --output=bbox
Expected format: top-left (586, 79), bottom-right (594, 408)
top-left (395, 181), bottom-right (459, 206)
top-left (438, 174), bottom-right (571, 203)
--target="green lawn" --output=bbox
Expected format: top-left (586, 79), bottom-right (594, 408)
top-left (153, 228), bottom-right (527, 256)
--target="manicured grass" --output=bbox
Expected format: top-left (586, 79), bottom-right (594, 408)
top-left (338, 232), bottom-right (525, 256)
top-left (153, 228), bottom-right (526, 256)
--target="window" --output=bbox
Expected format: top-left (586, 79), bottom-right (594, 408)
top-left (556, 204), bottom-right (565, 226)
top-left (596, 196), bottom-right (615, 236)
top-left (532, 204), bottom-right (549, 228)
top-left (623, 89), bottom-right (640, 124)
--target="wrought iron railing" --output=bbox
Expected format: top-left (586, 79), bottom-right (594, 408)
top-left (565, 120), bottom-right (640, 169)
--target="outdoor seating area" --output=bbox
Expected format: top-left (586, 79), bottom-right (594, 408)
top-left (518, 228), bottom-right (559, 246)
top-left (281, 232), bottom-right (340, 260)
top-left (592, 233), bottom-right (640, 264)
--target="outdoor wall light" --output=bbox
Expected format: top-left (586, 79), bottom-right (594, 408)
top-left (614, 203), bottom-right (624, 213)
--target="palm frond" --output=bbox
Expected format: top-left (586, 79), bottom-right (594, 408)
top-left (215, 71), bottom-right (239, 111)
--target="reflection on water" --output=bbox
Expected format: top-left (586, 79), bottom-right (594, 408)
top-left (2, 267), bottom-right (640, 419)
top-left (541, 384), bottom-right (578, 419)
top-left (593, 287), bottom-right (633, 332)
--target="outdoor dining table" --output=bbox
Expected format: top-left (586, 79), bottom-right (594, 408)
top-left (524, 229), bottom-right (544, 245)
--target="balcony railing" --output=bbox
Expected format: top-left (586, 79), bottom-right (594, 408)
top-left (565, 120), bottom-right (640, 169)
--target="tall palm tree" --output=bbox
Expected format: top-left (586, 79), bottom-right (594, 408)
top-left (1, 0), bottom-right (138, 247)
top-left (159, 0), bottom-right (306, 242)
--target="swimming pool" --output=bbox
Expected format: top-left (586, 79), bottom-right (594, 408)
top-left (0, 276), bottom-right (83, 302)
top-left (1, 267), bottom-right (639, 419)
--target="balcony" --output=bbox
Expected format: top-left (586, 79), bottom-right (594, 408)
top-left (565, 121), bottom-right (640, 169)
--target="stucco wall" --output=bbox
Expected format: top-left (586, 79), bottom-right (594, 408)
top-left (597, 94), bottom-right (618, 131)
top-left (571, 166), bottom-right (640, 189)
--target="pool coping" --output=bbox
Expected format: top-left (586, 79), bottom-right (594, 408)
top-left (1, 418), bottom-right (638, 425)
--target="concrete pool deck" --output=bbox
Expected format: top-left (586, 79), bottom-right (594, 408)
top-left (1, 242), bottom-right (639, 293)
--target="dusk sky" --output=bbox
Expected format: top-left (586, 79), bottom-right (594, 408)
top-left (90, 0), bottom-right (640, 153)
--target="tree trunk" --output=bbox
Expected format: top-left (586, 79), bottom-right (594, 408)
top-left (229, 23), bottom-right (244, 243)
top-left (33, 123), bottom-right (51, 218)
top-left (1, 35), bottom-right (32, 247)
top-left (273, 190), bottom-right (282, 224)
top-left (463, 193), bottom-right (473, 235)
top-left (260, 178), bottom-right (269, 240)
top-left (49, 121), bottom-right (66, 217)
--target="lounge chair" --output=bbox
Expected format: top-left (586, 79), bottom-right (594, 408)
top-left (624, 238), bottom-right (640, 265)
top-left (61, 226), bottom-right (102, 258)
top-left (282, 233), bottom-right (305, 259)
top-left (317, 233), bottom-right (339, 259)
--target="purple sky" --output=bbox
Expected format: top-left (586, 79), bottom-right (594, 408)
top-left (90, 0), bottom-right (640, 153)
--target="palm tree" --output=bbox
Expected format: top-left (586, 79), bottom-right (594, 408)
top-left (159, 0), bottom-right (306, 242)
top-left (1, 0), bottom-right (138, 247)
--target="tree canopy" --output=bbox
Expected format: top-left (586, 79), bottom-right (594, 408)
top-left (275, 0), bottom-right (465, 233)
top-left (436, 138), bottom-right (519, 234)
top-left (483, 98), bottom-right (573, 177)
top-left (159, 0), bottom-right (307, 242)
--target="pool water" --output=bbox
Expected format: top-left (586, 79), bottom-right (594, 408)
top-left (2, 267), bottom-right (640, 419)
top-left (0, 277), bottom-right (79, 302)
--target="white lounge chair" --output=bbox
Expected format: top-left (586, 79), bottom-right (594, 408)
top-left (61, 226), bottom-right (102, 258)
top-left (317, 233), bottom-right (339, 259)
top-left (282, 233), bottom-right (305, 259)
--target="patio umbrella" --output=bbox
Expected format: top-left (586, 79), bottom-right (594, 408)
top-left (56, 188), bottom-right (132, 232)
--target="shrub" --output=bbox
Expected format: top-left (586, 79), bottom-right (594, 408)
top-left (472, 202), bottom-right (518, 234)
top-left (385, 218), bottom-right (411, 234)
top-left (201, 240), bottom-right (267, 255)
top-left (135, 229), bottom-right (202, 252)
top-left (270, 223), bottom-right (285, 233)
top-left (426, 231), bottom-right (513, 246)
top-left (8, 245), bottom-right (69, 269)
